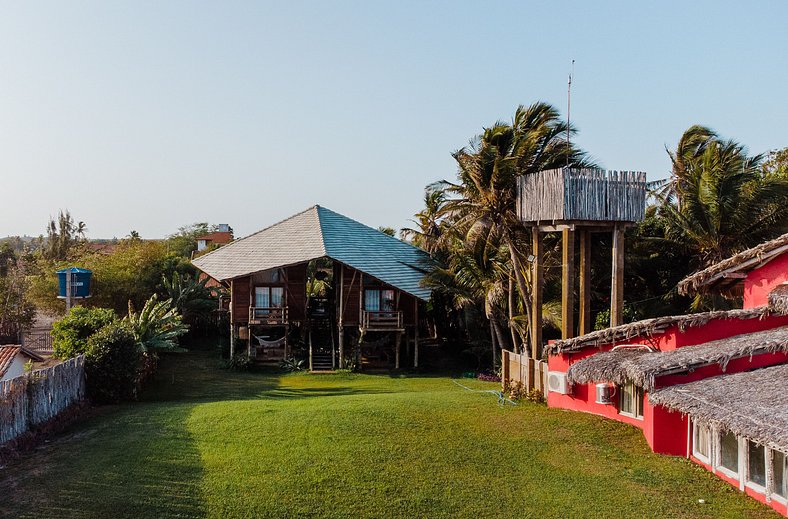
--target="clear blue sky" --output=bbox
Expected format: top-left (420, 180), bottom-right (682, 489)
top-left (1, 1), bottom-right (786, 239)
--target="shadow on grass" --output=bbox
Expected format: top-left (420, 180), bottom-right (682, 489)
top-left (1, 402), bottom-right (207, 519)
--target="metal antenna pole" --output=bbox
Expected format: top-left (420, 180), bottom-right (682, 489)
top-left (567, 59), bottom-right (575, 167)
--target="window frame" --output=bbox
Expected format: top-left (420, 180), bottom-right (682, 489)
top-left (692, 421), bottom-right (712, 464)
top-left (617, 381), bottom-right (644, 420)
top-left (716, 429), bottom-right (740, 480)
top-left (771, 449), bottom-right (787, 504)
top-left (254, 286), bottom-right (285, 309)
top-left (745, 440), bottom-right (767, 493)
top-left (363, 288), bottom-right (396, 313)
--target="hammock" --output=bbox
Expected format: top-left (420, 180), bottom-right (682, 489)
top-left (252, 335), bottom-right (286, 348)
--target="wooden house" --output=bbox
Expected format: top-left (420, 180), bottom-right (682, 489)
top-left (192, 205), bottom-right (432, 370)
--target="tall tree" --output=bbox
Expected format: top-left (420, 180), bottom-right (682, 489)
top-left (659, 128), bottom-right (788, 267)
top-left (435, 102), bottom-right (593, 357)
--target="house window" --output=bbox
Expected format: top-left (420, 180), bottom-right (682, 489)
top-left (773, 450), bottom-right (787, 499)
top-left (693, 422), bottom-right (711, 462)
top-left (364, 289), bottom-right (395, 312)
top-left (618, 382), bottom-right (644, 419)
top-left (719, 430), bottom-right (739, 474)
top-left (748, 441), bottom-right (766, 489)
top-left (255, 286), bottom-right (284, 309)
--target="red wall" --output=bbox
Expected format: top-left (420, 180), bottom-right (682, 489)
top-left (744, 253), bottom-right (788, 308)
top-left (692, 455), bottom-right (788, 516)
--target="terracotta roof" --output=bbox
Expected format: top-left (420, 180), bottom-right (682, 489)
top-left (196, 231), bottom-right (233, 244)
top-left (192, 205), bottom-right (433, 301)
top-left (0, 345), bottom-right (21, 377)
top-left (677, 233), bottom-right (788, 296)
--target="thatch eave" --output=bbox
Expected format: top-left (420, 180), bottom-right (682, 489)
top-left (677, 233), bottom-right (788, 297)
top-left (547, 307), bottom-right (773, 356)
top-left (650, 364), bottom-right (788, 453)
top-left (566, 326), bottom-right (788, 391)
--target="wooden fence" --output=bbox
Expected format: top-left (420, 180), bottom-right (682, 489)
top-left (501, 349), bottom-right (549, 394)
top-left (0, 355), bottom-right (85, 445)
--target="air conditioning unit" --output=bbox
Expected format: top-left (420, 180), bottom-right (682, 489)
top-left (596, 383), bottom-right (615, 405)
top-left (547, 371), bottom-right (571, 395)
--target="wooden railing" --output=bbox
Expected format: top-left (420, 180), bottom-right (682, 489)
top-left (24, 332), bottom-right (54, 356)
top-left (249, 306), bottom-right (288, 325)
top-left (361, 311), bottom-right (403, 330)
top-left (517, 168), bottom-right (647, 223)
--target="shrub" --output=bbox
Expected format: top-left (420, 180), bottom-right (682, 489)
top-left (52, 307), bottom-right (117, 359)
top-left (124, 295), bottom-right (188, 353)
top-left (84, 322), bottom-right (142, 404)
top-left (226, 353), bottom-right (253, 372)
top-left (280, 357), bottom-right (306, 372)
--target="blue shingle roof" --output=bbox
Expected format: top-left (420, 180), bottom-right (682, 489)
top-left (192, 205), bottom-right (432, 301)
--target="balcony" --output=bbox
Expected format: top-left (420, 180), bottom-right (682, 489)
top-left (361, 310), bottom-right (404, 331)
top-left (249, 306), bottom-right (288, 325)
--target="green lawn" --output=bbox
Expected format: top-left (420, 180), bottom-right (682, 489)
top-left (0, 351), bottom-right (776, 518)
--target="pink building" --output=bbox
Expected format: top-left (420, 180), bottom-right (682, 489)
top-left (545, 233), bottom-right (788, 515)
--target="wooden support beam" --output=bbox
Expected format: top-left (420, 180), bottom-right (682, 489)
top-left (561, 228), bottom-right (575, 339)
top-left (611, 225), bottom-right (625, 327)
top-left (308, 329), bottom-right (314, 371)
top-left (395, 331), bottom-right (401, 369)
top-left (338, 265), bottom-right (345, 368)
top-left (414, 300), bottom-right (419, 368)
top-left (229, 279), bottom-right (235, 358)
top-left (531, 228), bottom-right (544, 359)
top-left (579, 230), bottom-right (592, 335)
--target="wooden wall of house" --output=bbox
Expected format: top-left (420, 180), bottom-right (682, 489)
top-left (335, 264), bottom-right (361, 325)
top-left (231, 276), bottom-right (250, 324)
top-left (286, 264), bottom-right (307, 321)
top-left (400, 292), bottom-right (418, 327)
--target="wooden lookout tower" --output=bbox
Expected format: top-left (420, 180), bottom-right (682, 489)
top-left (517, 168), bottom-right (647, 357)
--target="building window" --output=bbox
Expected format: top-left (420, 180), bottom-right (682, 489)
top-left (364, 289), bottom-right (395, 312)
top-left (618, 382), bottom-right (644, 419)
top-left (719, 430), bottom-right (739, 474)
top-left (774, 450), bottom-right (787, 500)
top-left (748, 441), bottom-right (766, 488)
top-left (255, 286), bottom-right (284, 309)
top-left (693, 422), bottom-right (711, 462)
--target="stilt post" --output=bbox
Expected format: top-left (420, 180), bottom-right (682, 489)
top-left (531, 228), bottom-right (544, 359)
top-left (561, 228), bottom-right (575, 339)
top-left (579, 230), bottom-right (592, 335)
top-left (611, 225), bottom-right (625, 326)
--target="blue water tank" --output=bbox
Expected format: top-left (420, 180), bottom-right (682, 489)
top-left (57, 267), bottom-right (92, 299)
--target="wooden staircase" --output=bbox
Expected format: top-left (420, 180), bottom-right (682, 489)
top-left (311, 353), bottom-right (334, 372)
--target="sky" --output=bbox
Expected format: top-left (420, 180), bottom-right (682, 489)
top-left (1, 1), bottom-right (786, 239)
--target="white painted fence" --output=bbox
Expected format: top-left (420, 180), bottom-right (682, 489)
top-left (0, 355), bottom-right (85, 445)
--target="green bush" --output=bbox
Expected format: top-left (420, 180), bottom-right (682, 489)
top-left (52, 306), bottom-right (117, 359)
top-left (84, 322), bottom-right (142, 404)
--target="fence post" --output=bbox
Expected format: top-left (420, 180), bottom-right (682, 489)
top-left (501, 350), bottom-right (510, 392)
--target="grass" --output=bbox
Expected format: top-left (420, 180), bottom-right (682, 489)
top-left (0, 350), bottom-right (778, 518)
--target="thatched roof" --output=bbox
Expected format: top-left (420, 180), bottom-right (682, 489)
top-left (650, 364), bottom-right (788, 453)
top-left (677, 233), bottom-right (788, 296)
top-left (769, 283), bottom-right (788, 315)
top-left (566, 326), bottom-right (788, 391)
top-left (546, 307), bottom-right (772, 355)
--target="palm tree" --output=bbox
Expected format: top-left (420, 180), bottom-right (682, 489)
top-left (401, 189), bottom-right (445, 255)
top-left (660, 128), bottom-right (788, 267)
top-left (435, 102), bottom-right (593, 356)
